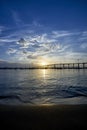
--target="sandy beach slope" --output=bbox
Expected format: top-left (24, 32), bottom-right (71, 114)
top-left (0, 105), bottom-right (87, 130)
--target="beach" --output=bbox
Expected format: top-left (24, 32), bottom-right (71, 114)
top-left (0, 105), bottom-right (87, 130)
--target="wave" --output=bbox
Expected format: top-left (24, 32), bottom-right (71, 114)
top-left (63, 86), bottom-right (87, 98)
top-left (36, 85), bottom-right (87, 98)
top-left (0, 95), bottom-right (33, 104)
top-left (0, 86), bottom-right (87, 104)
top-left (0, 95), bottom-right (20, 100)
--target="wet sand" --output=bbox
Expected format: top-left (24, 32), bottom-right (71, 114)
top-left (0, 105), bottom-right (87, 130)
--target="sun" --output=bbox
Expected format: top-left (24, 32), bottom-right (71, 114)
top-left (41, 62), bottom-right (47, 66)
top-left (38, 58), bottom-right (49, 66)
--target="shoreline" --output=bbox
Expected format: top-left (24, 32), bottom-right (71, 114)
top-left (0, 104), bottom-right (87, 129)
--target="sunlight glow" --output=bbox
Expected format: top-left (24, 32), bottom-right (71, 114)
top-left (42, 69), bottom-right (46, 79)
top-left (41, 61), bottom-right (48, 66)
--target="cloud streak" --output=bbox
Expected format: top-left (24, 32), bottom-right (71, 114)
top-left (0, 22), bottom-right (87, 63)
top-left (12, 11), bottom-right (24, 26)
top-left (7, 48), bottom-right (17, 55)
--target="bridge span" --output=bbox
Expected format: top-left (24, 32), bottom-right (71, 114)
top-left (44, 62), bottom-right (87, 69)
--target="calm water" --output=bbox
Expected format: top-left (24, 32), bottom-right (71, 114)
top-left (0, 69), bottom-right (87, 105)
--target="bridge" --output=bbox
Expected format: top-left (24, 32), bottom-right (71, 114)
top-left (0, 62), bottom-right (87, 69)
top-left (44, 62), bottom-right (87, 69)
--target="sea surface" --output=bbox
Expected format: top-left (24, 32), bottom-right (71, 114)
top-left (0, 69), bottom-right (87, 105)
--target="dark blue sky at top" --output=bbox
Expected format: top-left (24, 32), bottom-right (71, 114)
top-left (0, 0), bottom-right (87, 64)
top-left (0, 0), bottom-right (87, 30)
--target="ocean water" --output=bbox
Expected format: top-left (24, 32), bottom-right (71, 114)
top-left (0, 69), bottom-right (87, 105)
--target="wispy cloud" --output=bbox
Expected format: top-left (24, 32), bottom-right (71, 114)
top-left (0, 26), bottom-right (4, 34)
top-left (17, 38), bottom-right (29, 48)
top-left (80, 43), bottom-right (87, 49)
top-left (7, 48), bottom-right (17, 55)
top-left (52, 31), bottom-right (75, 38)
top-left (12, 11), bottom-right (23, 26)
top-left (0, 38), bottom-right (17, 43)
top-left (0, 21), bottom-right (87, 63)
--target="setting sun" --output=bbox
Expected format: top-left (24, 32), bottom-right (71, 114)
top-left (41, 62), bottom-right (47, 66)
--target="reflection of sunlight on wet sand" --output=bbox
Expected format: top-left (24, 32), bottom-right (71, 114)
top-left (33, 97), bottom-right (54, 105)
top-left (39, 104), bottom-right (54, 106)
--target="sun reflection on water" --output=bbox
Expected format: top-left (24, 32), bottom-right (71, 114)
top-left (42, 69), bottom-right (46, 79)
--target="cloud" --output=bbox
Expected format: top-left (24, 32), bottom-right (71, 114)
top-left (7, 48), bottom-right (17, 55)
top-left (52, 31), bottom-right (74, 38)
top-left (42, 42), bottom-right (61, 52)
top-left (27, 55), bottom-right (38, 59)
top-left (28, 33), bottom-right (56, 44)
top-left (22, 50), bottom-right (28, 54)
top-left (6, 30), bottom-right (87, 62)
top-left (0, 26), bottom-right (6, 34)
top-left (0, 20), bottom-right (87, 63)
top-left (0, 26), bottom-right (3, 34)
top-left (32, 21), bottom-right (42, 27)
top-left (17, 38), bottom-right (29, 48)
top-left (78, 31), bottom-right (87, 41)
top-left (0, 38), bottom-right (17, 43)
top-left (12, 11), bottom-right (23, 26)
top-left (80, 43), bottom-right (87, 49)
top-left (82, 31), bottom-right (87, 36)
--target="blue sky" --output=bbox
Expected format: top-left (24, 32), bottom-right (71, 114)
top-left (0, 0), bottom-right (87, 65)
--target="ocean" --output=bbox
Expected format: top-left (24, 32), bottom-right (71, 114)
top-left (0, 69), bottom-right (87, 105)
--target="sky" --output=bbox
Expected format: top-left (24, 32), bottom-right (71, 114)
top-left (0, 0), bottom-right (87, 65)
